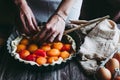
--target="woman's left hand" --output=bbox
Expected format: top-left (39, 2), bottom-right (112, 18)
top-left (38, 14), bottom-right (66, 42)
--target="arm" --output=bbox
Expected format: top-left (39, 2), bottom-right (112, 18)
top-left (55, 0), bottom-right (76, 21)
top-left (39, 0), bottom-right (80, 42)
top-left (13, 0), bottom-right (39, 36)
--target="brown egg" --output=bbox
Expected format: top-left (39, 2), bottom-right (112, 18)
top-left (105, 58), bottom-right (119, 74)
top-left (114, 76), bottom-right (120, 80)
top-left (96, 67), bottom-right (112, 80)
top-left (113, 52), bottom-right (120, 63)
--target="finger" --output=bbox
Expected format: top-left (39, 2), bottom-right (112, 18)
top-left (38, 28), bottom-right (48, 42)
top-left (32, 17), bottom-right (40, 32)
top-left (38, 23), bottom-right (52, 39)
top-left (49, 32), bottom-right (58, 42)
top-left (25, 14), bottom-right (36, 33)
top-left (42, 30), bottom-right (54, 42)
top-left (20, 14), bottom-right (30, 35)
top-left (56, 32), bottom-right (63, 41)
top-left (43, 25), bottom-right (57, 42)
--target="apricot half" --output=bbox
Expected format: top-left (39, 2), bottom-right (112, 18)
top-left (47, 49), bottom-right (60, 57)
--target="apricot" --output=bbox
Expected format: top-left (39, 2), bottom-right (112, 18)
top-left (27, 44), bottom-right (38, 53)
top-left (19, 50), bottom-right (30, 59)
top-left (47, 57), bottom-right (58, 64)
top-left (25, 54), bottom-right (36, 61)
top-left (40, 45), bottom-right (51, 52)
top-left (20, 38), bottom-right (29, 45)
top-left (61, 44), bottom-right (71, 51)
top-left (36, 56), bottom-right (47, 65)
top-left (17, 44), bottom-right (26, 52)
top-left (33, 49), bottom-right (46, 57)
top-left (59, 51), bottom-right (70, 59)
top-left (52, 42), bottom-right (63, 50)
top-left (47, 49), bottom-right (60, 57)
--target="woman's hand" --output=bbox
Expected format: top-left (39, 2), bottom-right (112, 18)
top-left (38, 14), bottom-right (66, 42)
top-left (15, 0), bottom-right (39, 36)
top-left (37, 0), bottom-right (76, 43)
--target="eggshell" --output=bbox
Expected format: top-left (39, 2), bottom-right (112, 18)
top-left (113, 52), bottom-right (120, 63)
top-left (105, 58), bottom-right (119, 74)
top-left (114, 76), bottom-right (120, 80)
top-left (96, 67), bottom-right (111, 80)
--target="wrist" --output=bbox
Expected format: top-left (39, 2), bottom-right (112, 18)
top-left (55, 13), bottom-right (66, 22)
top-left (55, 11), bottom-right (68, 22)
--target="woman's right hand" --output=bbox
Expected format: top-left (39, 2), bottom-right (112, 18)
top-left (15, 0), bottom-right (39, 36)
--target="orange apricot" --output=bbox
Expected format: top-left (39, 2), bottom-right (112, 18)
top-left (36, 56), bottom-right (47, 65)
top-left (17, 44), bottom-right (26, 52)
top-left (59, 51), bottom-right (70, 59)
top-left (19, 50), bottom-right (30, 59)
top-left (52, 42), bottom-right (63, 50)
top-left (47, 49), bottom-right (60, 57)
top-left (27, 44), bottom-right (38, 53)
top-left (47, 57), bottom-right (58, 64)
top-left (40, 45), bottom-right (51, 52)
top-left (61, 44), bottom-right (71, 51)
top-left (20, 38), bottom-right (29, 45)
top-left (33, 49), bottom-right (46, 57)
top-left (25, 54), bottom-right (36, 61)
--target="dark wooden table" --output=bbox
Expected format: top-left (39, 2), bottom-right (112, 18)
top-left (0, 45), bottom-right (94, 80)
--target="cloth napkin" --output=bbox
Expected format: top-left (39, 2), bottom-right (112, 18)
top-left (77, 19), bottom-right (120, 75)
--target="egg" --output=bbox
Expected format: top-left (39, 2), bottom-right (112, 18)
top-left (96, 67), bottom-right (111, 80)
top-left (114, 76), bottom-right (120, 80)
top-left (105, 58), bottom-right (119, 74)
top-left (113, 52), bottom-right (120, 62)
